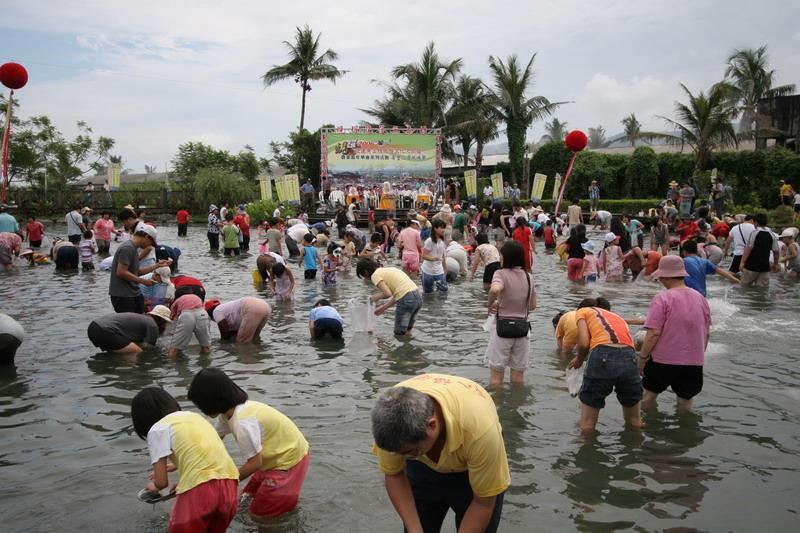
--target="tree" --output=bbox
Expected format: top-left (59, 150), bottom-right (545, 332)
top-left (625, 146), bottom-right (659, 197)
top-left (588, 125), bottom-right (609, 149)
top-left (193, 168), bottom-right (253, 209)
top-left (365, 42), bottom-right (461, 129)
top-left (488, 54), bottom-right (563, 189)
top-left (620, 114), bottom-right (641, 147)
top-left (172, 142), bottom-right (235, 179)
top-left (262, 25), bottom-right (346, 131)
top-left (143, 164), bottom-right (157, 174)
top-left (725, 45), bottom-right (796, 137)
top-left (446, 76), bottom-right (499, 177)
top-left (541, 118), bottom-right (568, 142)
top-left (269, 128), bottom-right (322, 187)
top-left (658, 83), bottom-right (739, 175)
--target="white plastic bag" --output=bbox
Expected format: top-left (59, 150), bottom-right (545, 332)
top-left (566, 366), bottom-right (585, 397)
top-left (348, 298), bottom-right (376, 333)
top-left (482, 314), bottom-right (496, 333)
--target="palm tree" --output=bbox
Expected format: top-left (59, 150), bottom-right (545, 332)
top-left (657, 83), bottom-right (738, 174)
top-left (143, 164), bottom-right (157, 174)
top-left (365, 42), bottom-right (461, 129)
top-left (725, 45), bottom-right (796, 137)
top-left (620, 114), bottom-right (641, 147)
top-left (262, 25), bottom-right (346, 131)
top-left (588, 125), bottom-right (609, 149)
top-left (540, 118), bottom-right (567, 142)
top-left (488, 54), bottom-right (563, 188)
top-left (447, 76), bottom-right (499, 175)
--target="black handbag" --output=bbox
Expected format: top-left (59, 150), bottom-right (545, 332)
top-left (496, 272), bottom-right (531, 338)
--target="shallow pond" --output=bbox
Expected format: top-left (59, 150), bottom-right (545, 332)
top-left (1, 224), bottom-right (799, 532)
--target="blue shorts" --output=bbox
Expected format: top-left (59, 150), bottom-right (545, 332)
top-left (579, 345), bottom-right (642, 408)
top-left (421, 272), bottom-right (448, 293)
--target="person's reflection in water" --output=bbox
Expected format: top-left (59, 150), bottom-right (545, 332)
top-left (377, 338), bottom-right (429, 374)
top-left (555, 410), bottom-right (712, 529)
top-left (313, 336), bottom-right (346, 359)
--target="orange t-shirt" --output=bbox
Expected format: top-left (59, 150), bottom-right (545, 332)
top-left (575, 307), bottom-right (634, 350)
top-left (645, 251), bottom-right (662, 276)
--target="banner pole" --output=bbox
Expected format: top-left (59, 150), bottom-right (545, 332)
top-left (553, 152), bottom-right (577, 215)
top-left (1, 90), bottom-right (14, 205)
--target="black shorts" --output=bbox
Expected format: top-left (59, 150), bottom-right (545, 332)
top-left (29, 240), bottom-right (42, 248)
top-left (55, 246), bottom-right (79, 270)
top-left (304, 269), bottom-right (317, 280)
top-left (642, 360), bottom-right (703, 400)
top-left (482, 261), bottom-right (501, 284)
top-left (174, 285), bottom-right (206, 302)
top-left (82, 261), bottom-right (95, 270)
top-left (314, 318), bottom-right (343, 339)
top-left (730, 254), bottom-right (742, 274)
top-left (794, 204), bottom-right (800, 213)
top-left (223, 247), bottom-right (241, 256)
top-left (110, 295), bottom-right (145, 314)
top-left (87, 321), bottom-right (131, 351)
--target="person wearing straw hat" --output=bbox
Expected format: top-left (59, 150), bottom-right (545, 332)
top-left (638, 255), bottom-right (711, 411)
top-left (87, 306), bottom-right (172, 353)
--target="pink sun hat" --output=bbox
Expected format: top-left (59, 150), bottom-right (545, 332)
top-left (650, 255), bottom-right (688, 279)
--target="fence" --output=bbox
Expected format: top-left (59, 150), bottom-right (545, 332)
top-left (8, 187), bottom-right (202, 215)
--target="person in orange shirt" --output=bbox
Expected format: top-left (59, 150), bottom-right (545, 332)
top-left (567, 305), bottom-right (643, 434)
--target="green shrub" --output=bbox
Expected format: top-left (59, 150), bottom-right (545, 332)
top-left (192, 167), bottom-right (254, 210)
top-left (246, 199), bottom-right (297, 224)
top-left (626, 146), bottom-right (659, 198)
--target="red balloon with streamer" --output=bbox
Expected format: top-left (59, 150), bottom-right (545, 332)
top-left (0, 62), bottom-right (28, 90)
top-left (554, 130), bottom-right (588, 215)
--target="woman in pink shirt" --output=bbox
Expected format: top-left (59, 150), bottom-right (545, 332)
top-left (397, 220), bottom-right (423, 278)
top-left (638, 255), bottom-right (711, 410)
top-left (94, 211), bottom-right (120, 254)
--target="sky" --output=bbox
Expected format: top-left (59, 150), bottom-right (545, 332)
top-left (1, 0), bottom-right (799, 172)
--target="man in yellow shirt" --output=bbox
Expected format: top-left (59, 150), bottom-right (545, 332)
top-left (372, 374), bottom-right (510, 533)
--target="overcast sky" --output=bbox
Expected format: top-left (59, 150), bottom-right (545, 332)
top-left (2, 0), bottom-right (798, 172)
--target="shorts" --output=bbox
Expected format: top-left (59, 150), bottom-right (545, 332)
top-left (740, 269), bottom-right (770, 287)
top-left (55, 246), bottom-right (79, 270)
top-left (304, 269), bottom-right (317, 280)
top-left (578, 345), bottom-right (642, 409)
top-left (82, 261), bottom-right (95, 270)
top-left (313, 318), bottom-right (343, 339)
top-left (485, 328), bottom-right (529, 371)
top-left (95, 239), bottom-right (110, 253)
top-left (67, 234), bottom-right (81, 245)
top-left (110, 294), bottom-right (145, 314)
top-left (0, 245), bottom-right (12, 266)
top-left (642, 360), bottom-right (703, 400)
top-left (29, 239), bottom-right (42, 248)
top-left (174, 285), bottom-right (206, 302)
top-left (402, 251), bottom-right (420, 272)
top-left (236, 298), bottom-right (271, 343)
top-left (584, 273), bottom-right (597, 282)
top-left (168, 478), bottom-right (238, 533)
top-left (0, 333), bottom-right (22, 364)
top-left (394, 290), bottom-right (422, 335)
top-left (87, 321), bottom-right (131, 351)
top-left (405, 460), bottom-right (504, 533)
top-left (421, 272), bottom-right (448, 293)
top-left (243, 454), bottom-right (310, 518)
top-left (171, 308), bottom-right (211, 350)
top-left (482, 261), bottom-right (501, 284)
top-left (729, 254), bottom-right (743, 273)
top-left (223, 247), bottom-right (241, 256)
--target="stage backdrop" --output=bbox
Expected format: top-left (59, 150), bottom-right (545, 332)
top-left (321, 127), bottom-right (441, 186)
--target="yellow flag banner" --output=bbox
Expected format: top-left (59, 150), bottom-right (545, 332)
top-left (286, 174), bottom-right (300, 202)
top-left (107, 163), bottom-right (121, 189)
top-left (259, 176), bottom-right (272, 201)
top-left (491, 173), bottom-right (503, 199)
top-left (552, 173), bottom-right (562, 203)
top-left (464, 170), bottom-right (477, 198)
top-left (532, 173), bottom-right (547, 200)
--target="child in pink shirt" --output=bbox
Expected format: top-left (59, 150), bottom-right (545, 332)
top-left (580, 241), bottom-right (598, 282)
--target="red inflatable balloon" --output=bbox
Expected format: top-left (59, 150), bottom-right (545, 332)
top-left (564, 130), bottom-right (588, 152)
top-left (0, 62), bottom-right (28, 90)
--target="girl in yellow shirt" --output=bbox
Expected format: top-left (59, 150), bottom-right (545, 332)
top-left (188, 368), bottom-right (310, 523)
top-left (130, 387), bottom-right (239, 533)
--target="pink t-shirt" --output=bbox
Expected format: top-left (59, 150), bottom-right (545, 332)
top-left (397, 227), bottom-right (422, 255)
top-left (491, 268), bottom-right (532, 319)
top-left (170, 293), bottom-right (204, 320)
top-left (94, 218), bottom-right (116, 241)
top-left (582, 255), bottom-right (598, 276)
top-left (644, 287), bottom-right (711, 366)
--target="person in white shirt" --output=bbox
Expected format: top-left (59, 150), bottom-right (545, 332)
top-left (421, 220), bottom-right (448, 293)
top-left (483, 185), bottom-right (494, 199)
top-left (723, 214), bottom-right (756, 273)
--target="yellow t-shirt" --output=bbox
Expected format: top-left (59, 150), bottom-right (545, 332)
top-left (371, 267), bottom-right (418, 300)
top-left (147, 411), bottom-right (239, 494)
top-left (555, 310), bottom-right (579, 350)
top-left (218, 401), bottom-right (309, 472)
top-left (373, 374), bottom-right (511, 498)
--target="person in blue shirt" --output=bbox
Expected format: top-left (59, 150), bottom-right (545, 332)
top-left (298, 233), bottom-right (319, 280)
top-left (0, 205), bottom-right (19, 234)
top-left (308, 299), bottom-right (343, 339)
top-left (681, 239), bottom-right (739, 296)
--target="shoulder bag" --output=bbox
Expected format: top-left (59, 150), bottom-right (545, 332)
top-left (496, 271), bottom-right (532, 338)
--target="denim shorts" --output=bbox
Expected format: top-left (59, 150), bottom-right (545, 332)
top-left (579, 345), bottom-right (642, 408)
top-left (394, 290), bottom-right (422, 335)
top-left (421, 272), bottom-right (448, 293)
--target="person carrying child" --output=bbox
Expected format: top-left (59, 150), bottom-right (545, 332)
top-left (222, 212), bottom-right (241, 256)
top-left (308, 298), bottom-right (344, 339)
top-left (187, 368), bottom-right (310, 523)
top-left (130, 387), bottom-right (239, 532)
top-left (298, 233), bottom-right (319, 280)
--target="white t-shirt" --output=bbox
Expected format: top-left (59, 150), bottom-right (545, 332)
top-left (287, 223), bottom-right (310, 244)
top-left (421, 238), bottom-right (446, 276)
top-left (794, 192), bottom-right (800, 205)
top-left (65, 210), bottom-right (83, 236)
top-left (483, 186), bottom-right (493, 197)
top-left (213, 298), bottom-right (245, 330)
top-left (596, 210), bottom-right (611, 224)
top-left (731, 222), bottom-right (755, 256)
top-left (266, 251), bottom-right (285, 265)
top-left (446, 242), bottom-right (469, 275)
top-left (214, 404), bottom-right (262, 460)
top-left (537, 213), bottom-right (549, 225)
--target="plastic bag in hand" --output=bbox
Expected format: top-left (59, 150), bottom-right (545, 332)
top-left (566, 366), bottom-right (584, 397)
